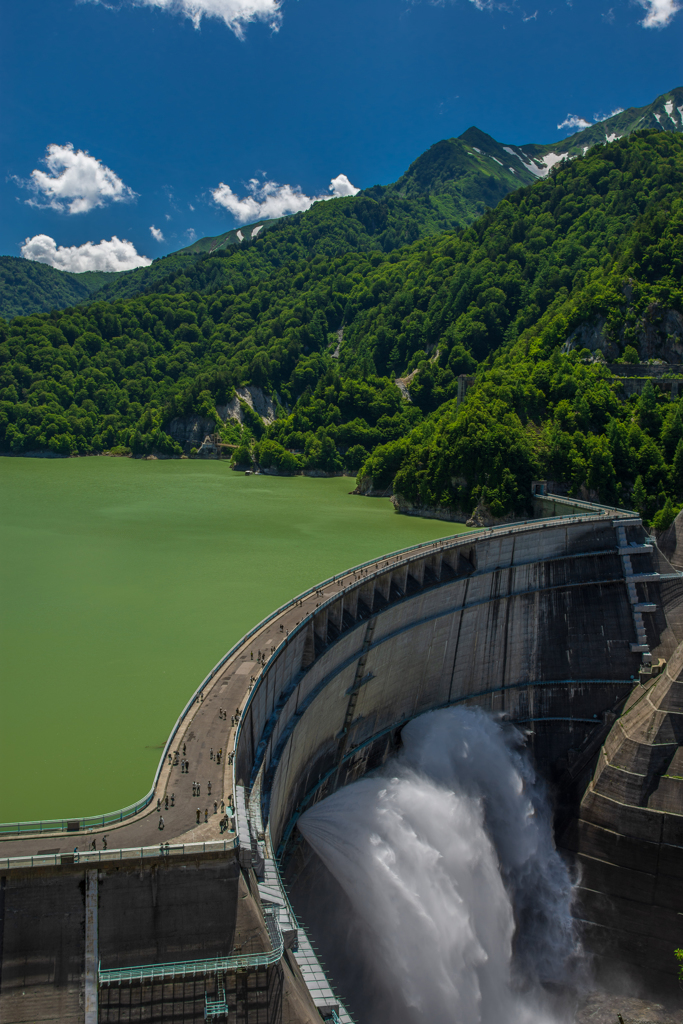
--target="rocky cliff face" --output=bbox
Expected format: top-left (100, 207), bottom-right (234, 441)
top-left (564, 304), bottom-right (683, 364)
top-left (216, 386), bottom-right (279, 425)
top-left (167, 415), bottom-right (216, 449)
top-left (167, 386), bottom-right (280, 452)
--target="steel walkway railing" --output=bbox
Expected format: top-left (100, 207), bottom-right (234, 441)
top-left (99, 910), bottom-right (283, 986)
top-left (0, 838), bottom-right (237, 872)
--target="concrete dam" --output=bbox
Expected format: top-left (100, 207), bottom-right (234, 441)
top-left (1, 501), bottom-right (682, 1022)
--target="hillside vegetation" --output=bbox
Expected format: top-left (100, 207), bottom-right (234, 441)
top-left (1, 131), bottom-right (682, 528)
top-left (0, 257), bottom-right (116, 320)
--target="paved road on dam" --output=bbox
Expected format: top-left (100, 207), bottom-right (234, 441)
top-left (0, 539), bottom-right (455, 860)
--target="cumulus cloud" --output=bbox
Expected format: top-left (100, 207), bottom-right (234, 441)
top-left (85, 0), bottom-right (282, 38)
top-left (21, 234), bottom-right (152, 273)
top-left (15, 143), bottom-right (136, 215)
top-left (557, 114), bottom-right (592, 132)
top-left (211, 174), bottom-right (360, 224)
top-left (150, 224), bottom-right (165, 242)
top-left (637, 0), bottom-right (681, 26)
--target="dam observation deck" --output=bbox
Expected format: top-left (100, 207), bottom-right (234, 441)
top-left (1, 496), bottom-right (682, 1021)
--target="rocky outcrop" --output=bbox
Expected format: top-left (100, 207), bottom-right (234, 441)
top-left (389, 493), bottom-right (529, 527)
top-left (167, 415), bottom-right (216, 448)
top-left (216, 386), bottom-right (280, 425)
top-left (389, 493), bottom-right (469, 522)
top-left (353, 476), bottom-right (395, 498)
top-left (564, 304), bottom-right (683, 364)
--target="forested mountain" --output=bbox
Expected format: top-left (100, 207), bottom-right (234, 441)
top-left (3, 87), bottom-right (681, 321)
top-left (1, 130), bottom-right (682, 529)
top-left (175, 86), bottom-right (683, 259)
top-left (0, 257), bottom-right (116, 320)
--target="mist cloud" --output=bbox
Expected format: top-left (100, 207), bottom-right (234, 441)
top-left (211, 174), bottom-right (360, 224)
top-left (21, 234), bottom-right (152, 273)
top-left (16, 144), bottom-right (136, 215)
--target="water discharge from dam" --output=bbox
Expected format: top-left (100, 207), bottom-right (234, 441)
top-left (298, 707), bottom-right (583, 1024)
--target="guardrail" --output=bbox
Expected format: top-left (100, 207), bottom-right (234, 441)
top-left (98, 908), bottom-right (282, 984)
top-left (0, 837), bottom-right (238, 871)
top-left (0, 496), bottom-right (639, 839)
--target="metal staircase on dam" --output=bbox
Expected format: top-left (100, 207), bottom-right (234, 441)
top-left (615, 520), bottom-right (664, 678)
top-left (234, 768), bottom-right (355, 1023)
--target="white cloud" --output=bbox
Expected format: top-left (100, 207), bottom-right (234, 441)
top-left (328, 173), bottom-right (360, 197)
top-left (21, 234), bottom-right (152, 273)
top-left (594, 107), bottom-right (624, 121)
top-left (637, 0), bottom-right (681, 26)
top-left (16, 143), bottom-right (136, 215)
top-left (211, 174), bottom-right (360, 224)
top-left (85, 0), bottom-right (282, 38)
top-left (150, 225), bottom-right (165, 242)
top-left (557, 114), bottom-right (592, 131)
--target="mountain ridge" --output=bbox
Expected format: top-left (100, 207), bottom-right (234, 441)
top-left (2, 85), bottom-right (682, 321)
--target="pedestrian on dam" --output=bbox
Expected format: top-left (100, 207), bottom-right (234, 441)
top-left (196, 808), bottom-right (201, 824)
top-left (210, 747), bottom-right (213, 760)
top-left (156, 798), bottom-right (161, 812)
top-left (208, 781), bottom-right (212, 796)
top-left (158, 816), bottom-right (164, 831)
top-left (171, 794), bottom-right (175, 807)
top-left (197, 783), bottom-right (201, 796)
top-left (205, 808), bottom-right (208, 822)
top-left (165, 795), bottom-right (168, 810)
top-left (102, 836), bottom-right (108, 850)
top-left (192, 782), bottom-right (196, 796)
top-left (91, 839), bottom-right (96, 850)
top-left (214, 801), bottom-right (218, 814)
top-left (183, 743), bottom-right (186, 756)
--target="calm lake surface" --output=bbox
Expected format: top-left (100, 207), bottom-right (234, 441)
top-left (0, 458), bottom-right (467, 823)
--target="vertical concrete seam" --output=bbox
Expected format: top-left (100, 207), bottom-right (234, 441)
top-left (84, 869), bottom-right (98, 1024)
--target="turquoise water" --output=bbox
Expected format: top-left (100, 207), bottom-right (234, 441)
top-left (0, 458), bottom-right (467, 822)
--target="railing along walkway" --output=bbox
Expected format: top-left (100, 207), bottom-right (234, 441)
top-left (98, 909), bottom-right (282, 985)
top-left (0, 837), bottom-right (237, 872)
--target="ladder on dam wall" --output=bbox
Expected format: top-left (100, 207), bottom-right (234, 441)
top-left (204, 973), bottom-right (229, 1020)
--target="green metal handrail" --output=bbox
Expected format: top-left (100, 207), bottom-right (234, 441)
top-left (0, 837), bottom-right (237, 872)
top-left (99, 911), bottom-right (283, 985)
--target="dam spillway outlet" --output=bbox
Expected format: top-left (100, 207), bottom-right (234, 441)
top-left (294, 706), bottom-right (583, 1024)
top-left (1, 501), bottom-right (683, 1022)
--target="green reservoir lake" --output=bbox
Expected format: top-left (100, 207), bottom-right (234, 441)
top-left (0, 458), bottom-right (467, 824)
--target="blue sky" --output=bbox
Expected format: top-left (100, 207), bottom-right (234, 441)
top-left (2, 0), bottom-right (681, 271)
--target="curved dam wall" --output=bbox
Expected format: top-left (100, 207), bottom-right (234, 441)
top-left (235, 512), bottom-right (646, 851)
top-left (234, 509), bottom-right (683, 994)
